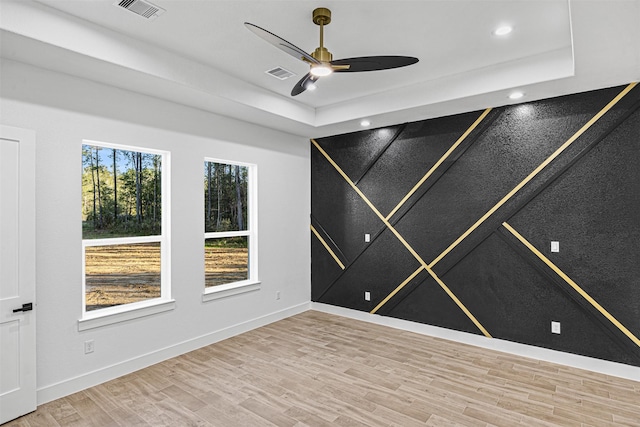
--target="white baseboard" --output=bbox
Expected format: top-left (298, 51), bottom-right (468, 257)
top-left (311, 302), bottom-right (640, 382)
top-left (37, 300), bottom-right (638, 405)
top-left (37, 302), bottom-right (311, 405)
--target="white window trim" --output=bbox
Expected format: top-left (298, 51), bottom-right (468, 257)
top-left (203, 158), bottom-right (258, 301)
top-left (78, 299), bottom-right (176, 331)
top-left (79, 140), bottom-right (172, 330)
top-left (202, 281), bottom-right (261, 302)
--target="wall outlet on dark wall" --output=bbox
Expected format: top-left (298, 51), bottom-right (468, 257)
top-left (311, 83), bottom-right (640, 367)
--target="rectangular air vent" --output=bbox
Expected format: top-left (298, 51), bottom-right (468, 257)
top-left (265, 67), bottom-right (296, 80)
top-left (114, 0), bottom-right (165, 20)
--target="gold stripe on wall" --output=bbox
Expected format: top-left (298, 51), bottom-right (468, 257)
top-left (310, 224), bottom-right (345, 270)
top-left (313, 139), bottom-right (425, 265)
top-left (311, 139), bottom-right (386, 221)
top-left (429, 82), bottom-right (637, 269)
top-left (312, 139), bottom-right (491, 337)
top-left (386, 108), bottom-right (492, 220)
top-left (502, 222), bottom-right (640, 348)
top-left (425, 268), bottom-right (493, 338)
top-left (385, 223), bottom-right (429, 268)
top-left (370, 266), bottom-right (424, 314)
top-left (382, 222), bottom-right (493, 339)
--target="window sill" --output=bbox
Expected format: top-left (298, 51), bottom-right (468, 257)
top-left (202, 280), bottom-right (261, 302)
top-left (78, 299), bottom-right (176, 331)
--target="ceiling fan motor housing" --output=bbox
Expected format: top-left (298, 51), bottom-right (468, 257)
top-left (312, 47), bottom-right (333, 62)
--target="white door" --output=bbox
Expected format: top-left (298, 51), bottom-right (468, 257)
top-left (0, 125), bottom-right (36, 424)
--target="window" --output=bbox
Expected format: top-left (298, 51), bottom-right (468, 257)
top-left (203, 159), bottom-right (258, 299)
top-left (80, 141), bottom-right (172, 328)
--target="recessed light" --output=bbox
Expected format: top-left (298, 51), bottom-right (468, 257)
top-left (509, 91), bottom-right (525, 100)
top-left (360, 120), bottom-right (371, 127)
top-left (494, 25), bottom-right (513, 36)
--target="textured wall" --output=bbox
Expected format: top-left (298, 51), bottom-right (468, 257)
top-left (311, 83), bottom-right (640, 366)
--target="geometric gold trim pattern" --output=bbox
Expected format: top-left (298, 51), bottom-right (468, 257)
top-left (310, 224), bottom-right (345, 270)
top-left (311, 116), bottom-right (493, 337)
top-left (503, 221), bottom-right (640, 348)
top-left (370, 266), bottom-right (424, 314)
top-left (386, 108), bottom-right (493, 220)
top-left (312, 81), bottom-right (640, 365)
top-left (429, 82), bottom-right (638, 269)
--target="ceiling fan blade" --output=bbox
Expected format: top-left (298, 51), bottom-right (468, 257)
top-left (330, 56), bottom-right (419, 72)
top-left (291, 73), bottom-right (319, 96)
top-left (245, 22), bottom-right (320, 65)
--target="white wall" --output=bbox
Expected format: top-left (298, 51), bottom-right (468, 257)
top-left (0, 59), bottom-right (311, 403)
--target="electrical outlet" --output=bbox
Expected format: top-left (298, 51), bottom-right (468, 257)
top-left (364, 291), bottom-right (371, 301)
top-left (276, 291), bottom-right (281, 300)
top-left (551, 321), bottom-right (561, 334)
top-left (364, 233), bottom-right (371, 243)
top-left (84, 340), bottom-right (95, 354)
top-left (551, 241), bottom-right (560, 253)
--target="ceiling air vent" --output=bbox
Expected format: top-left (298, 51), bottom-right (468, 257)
top-left (265, 67), bottom-right (296, 80)
top-left (114, 0), bottom-right (165, 20)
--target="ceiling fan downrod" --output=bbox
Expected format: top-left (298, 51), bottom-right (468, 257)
top-left (311, 7), bottom-right (332, 63)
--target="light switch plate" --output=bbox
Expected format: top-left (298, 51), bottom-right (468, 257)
top-left (551, 321), bottom-right (561, 334)
top-left (365, 233), bottom-right (371, 243)
top-left (551, 241), bottom-right (560, 253)
top-left (364, 291), bottom-right (371, 301)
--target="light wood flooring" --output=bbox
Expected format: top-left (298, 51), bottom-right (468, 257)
top-left (6, 310), bottom-right (640, 426)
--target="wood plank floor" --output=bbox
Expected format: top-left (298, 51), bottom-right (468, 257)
top-left (6, 311), bottom-right (640, 426)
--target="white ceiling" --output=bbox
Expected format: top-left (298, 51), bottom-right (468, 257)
top-left (1, 0), bottom-right (639, 137)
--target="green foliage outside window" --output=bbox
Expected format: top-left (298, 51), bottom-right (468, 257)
top-left (82, 145), bottom-right (162, 239)
top-left (204, 162), bottom-right (248, 233)
top-left (204, 161), bottom-right (251, 288)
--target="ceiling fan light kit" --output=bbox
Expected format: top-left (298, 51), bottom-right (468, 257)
top-left (245, 7), bottom-right (419, 96)
top-left (310, 65), bottom-right (333, 77)
top-left (493, 25), bottom-right (513, 36)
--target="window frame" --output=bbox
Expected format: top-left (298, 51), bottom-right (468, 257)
top-left (79, 140), bottom-right (173, 330)
top-left (202, 157), bottom-right (259, 302)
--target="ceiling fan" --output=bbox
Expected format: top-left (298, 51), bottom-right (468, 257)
top-left (245, 7), bottom-right (419, 96)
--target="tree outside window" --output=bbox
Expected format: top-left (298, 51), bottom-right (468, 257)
top-left (82, 143), bottom-right (169, 313)
top-left (204, 160), bottom-right (256, 289)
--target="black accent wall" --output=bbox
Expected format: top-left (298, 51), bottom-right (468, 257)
top-left (311, 83), bottom-right (640, 367)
